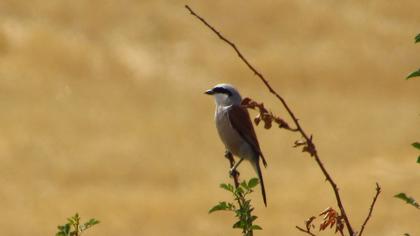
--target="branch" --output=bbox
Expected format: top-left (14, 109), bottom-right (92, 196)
top-left (224, 151), bottom-right (255, 236)
top-left (358, 183), bottom-right (381, 236)
top-left (224, 151), bottom-right (240, 188)
top-left (185, 5), bottom-right (355, 235)
top-left (295, 226), bottom-right (317, 236)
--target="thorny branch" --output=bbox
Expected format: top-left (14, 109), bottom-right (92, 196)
top-left (296, 216), bottom-right (317, 236)
top-left (186, 5), bottom-right (382, 236)
top-left (241, 97), bottom-right (298, 132)
top-left (296, 226), bottom-right (317, 236)
top-left (358, 183), bottom-right (381, 236)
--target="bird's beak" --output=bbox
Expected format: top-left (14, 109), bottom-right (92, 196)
top-left (204, 89), bottom-right (214, 95)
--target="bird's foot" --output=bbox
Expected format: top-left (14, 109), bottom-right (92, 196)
top-left (224, 150), bottom-right (233, 159)
top-left (229, 168), bottom-right (239, 178)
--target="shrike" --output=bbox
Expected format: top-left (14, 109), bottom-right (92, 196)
top-left (205, 83), bottom-right (268, 206)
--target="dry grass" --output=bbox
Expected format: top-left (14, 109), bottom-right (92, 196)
top-left (0, 1), bottom-right (419, 235)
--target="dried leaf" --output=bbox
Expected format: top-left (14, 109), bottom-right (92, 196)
top-left (241, 97), bottom-right (258, 109)
top-left (298, 138), bottom-right (316, 156)
top-left (241, 97), bottom-right (252, 106)
top-left (241, 97), bottom-right (296, 132)
top-left (262, 114), bottom-right (272, 129)
top-left (254, 114), bottom-right (261, 126)
top-left (294, 140), bottom-right (307, 147)
top-left (274, 117), bottom-right (291, 129)
top-left (335, 216), bottom-right (344, 234)
top-left (305, 216), bottom-right (316, 231)
top-left (318, 207), bottom-right (344, 234)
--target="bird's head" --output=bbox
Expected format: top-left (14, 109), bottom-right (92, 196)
top-left (205, 83), bottom-right (242, 106)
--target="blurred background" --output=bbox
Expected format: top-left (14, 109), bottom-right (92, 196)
top-left (0, 0), bottom-right (419, 235)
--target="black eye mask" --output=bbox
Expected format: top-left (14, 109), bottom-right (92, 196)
top-left (212, 87), bottom-right (233, 96)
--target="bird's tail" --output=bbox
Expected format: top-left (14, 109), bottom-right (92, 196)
top-left (252, 159), bottom-right (267, 207)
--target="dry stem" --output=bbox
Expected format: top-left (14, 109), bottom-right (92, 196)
top-left (224, 151), bottom-right (240, 188)
top-left (358, 183), bottom-right (381, 236)
top-left (296, 226), bottom-right (317, 236)
top-left (186, 5), bottom-right (381, 236)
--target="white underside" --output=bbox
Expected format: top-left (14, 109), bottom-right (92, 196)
top-left (215, 105), bottom-right (256, 162)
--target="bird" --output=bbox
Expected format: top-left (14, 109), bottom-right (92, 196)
top-left (205, 83), bottom-right (268, 206)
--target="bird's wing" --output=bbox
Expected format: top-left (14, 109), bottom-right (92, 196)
top-left (227, 105), bottom-right (267, 167)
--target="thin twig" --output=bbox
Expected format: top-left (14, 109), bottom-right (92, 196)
top-left (225, 151), bottom-right (240, 188)
top-left (358, 183), bottom-right (381, 236)
top-left (185, 5), bottom-right (355, 236)
top-left (224, 151), bottom-right (254, 236)
top-left (295, 226), bottom-right (317, 236)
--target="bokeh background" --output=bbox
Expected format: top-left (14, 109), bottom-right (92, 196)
top-left (0, 1), bottom-right (419, 235)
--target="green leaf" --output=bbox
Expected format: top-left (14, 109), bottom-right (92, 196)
top-left (85, 218), bottom-right (100, 226)
top-left (394, 193), bottom-right (420, 209)
top-left (251, 225), bottom-right (263, 230)
top-left (248, 178), bottom-right (259, 189)
top-left (236, 186), bottom-right (244, 195)
top-left (240, 181), bottom-right (249, 191)
top-left (232, 220), bottom-right (245, 229)
top-left (56, 223), bottom-right (71, 236)
top-left (415, 33), bottom-right (420, 43)
top-left (209, 201), bottom-right (229, 213)
top-left (81, 218), bottom-right (100, 231)
top-left (67, 213), bottom-right (80, 227)
top-left (220, 183), bottom-right (234, 193)
top-left (226, 202), bottom-right (235, 211)
top-left (406, 69), bottom-right (420, 80)
top-left (412, 142), bottom-right (420, 150)
top-left (417, 156), bottom-right (420, 164)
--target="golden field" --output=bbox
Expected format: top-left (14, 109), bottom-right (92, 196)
top-left (0, 1), bottom-right (419, 235)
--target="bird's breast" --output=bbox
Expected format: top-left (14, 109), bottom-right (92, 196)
top-left (215, 106), bottom-right (253, 159)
